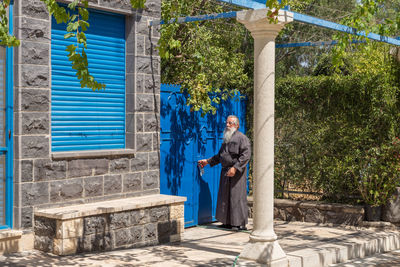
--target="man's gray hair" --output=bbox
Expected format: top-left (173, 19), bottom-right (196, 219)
top-left (227, 115), bottom-right (240, 128)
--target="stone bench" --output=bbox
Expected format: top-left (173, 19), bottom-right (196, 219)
top-left (34, 194), bottom-right (186, 255)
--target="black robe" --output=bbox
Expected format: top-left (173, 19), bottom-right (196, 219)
top-left (208, 130), bottom-right (251, 227)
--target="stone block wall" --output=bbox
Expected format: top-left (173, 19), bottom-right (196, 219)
top-left (13, 0), bottom-right (161, 230)
top-left (34, 203), bottom-right (184, 255)
top-left (248, 197), bottom-right (365, 226)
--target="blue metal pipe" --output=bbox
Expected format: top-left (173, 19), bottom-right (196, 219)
top-left (275, 40), bottom-right (365, 48)
top-left (148, 1), bottom-right (400, 47)
top-left (149, 11), bottom-right (237, 26)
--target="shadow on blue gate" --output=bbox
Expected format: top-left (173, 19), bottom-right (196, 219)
top-left (160, 89), bottom-right (194, 196)
top-left (160, 84), bottom-right (246, 226)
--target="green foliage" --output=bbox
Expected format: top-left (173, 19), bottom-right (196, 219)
top-left (0, 0), bottom-right (19, 46)
top-left (266, 0), bottom-right (290, 23)
top-left (275, 46), bottom-right (400, 204)
top-left (275, 0), bottom-right (358, 77)
top-left (44, 0), bottom-right (105, 90)
top-left (332, 0), bottom-right (400, 69)
top-left (40, 0), bottom-right (69, 23)
top-left (130, 0), bottom-right (146, 9)
top-left (160, 0), bottom-right (251, 115)
top-left (353, 139), bottom-right (400, 207)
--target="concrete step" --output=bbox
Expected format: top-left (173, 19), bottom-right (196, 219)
top-left (285, 230), bottom-right (400, 267)
top-left (329, 249), bottom-right (400, 266)
top-left (273, 221), bottom-right (400, 267)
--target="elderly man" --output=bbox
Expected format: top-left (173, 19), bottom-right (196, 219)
top-left (198, 115), bottom-right (251, 231)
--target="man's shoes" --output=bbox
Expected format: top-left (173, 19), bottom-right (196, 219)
top-left (231, 225), bottom-right (247, 231)
top-left (217, 224), bottom-right (232, 229)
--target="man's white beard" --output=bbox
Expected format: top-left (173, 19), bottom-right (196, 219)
top-left (223, 127), bottom-right (237, 143)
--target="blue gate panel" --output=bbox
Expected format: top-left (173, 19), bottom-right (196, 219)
top-left (160, 85), bottom-right (197, 227)
top-left (51, 10), bottom-right (126, 152)
top-left (160, 84), bottom-right (247, 227)
top-left (0, 51), bottom-right (4, 226)
top-left (196, 117), bottom-right (220, 224)
top-left (1, 0), bottom-right (14, 230)
top-left (0, 157), bottom-right (5, 226)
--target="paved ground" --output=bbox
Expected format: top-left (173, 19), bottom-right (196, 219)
top-left (1, 220), bottom-right (400, 267)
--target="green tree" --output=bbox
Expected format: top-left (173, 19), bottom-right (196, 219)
top-left (274, 44), bottom-right (400, 203)
top-left (275, 0), bottom-right (400, 77)
top-left (0, 0), bottom-right (399, 113)
top-left (275, 0), bottom-right (358, 77)
top-left (159, 0), bottom-right (252, 114)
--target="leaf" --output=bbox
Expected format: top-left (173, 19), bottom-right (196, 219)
top-left (79, 7), bottom-right (89, 21)
top-left (78, 20), bottom-right (89, 32)
top-left (68, 0), bottom-right (80, 10)
top-left (64, 32), bottom-right (75, 39)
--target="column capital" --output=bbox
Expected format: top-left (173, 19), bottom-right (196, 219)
top-left (237, 8), bottom-right (293, 39)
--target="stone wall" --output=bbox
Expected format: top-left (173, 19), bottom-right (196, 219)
top-left (248, 197), bottom-right (365, 226)
top-left (13, 0), bottom-right (161, 230)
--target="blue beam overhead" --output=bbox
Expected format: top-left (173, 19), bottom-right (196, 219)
top-left (148, 0), bottom-right (400, 47)
top-left (275, 40), bottom-right (366, 48)
top-left (217, 0), bottom-right (288, 9)
top-left (149, 11), bottom-right (237, 26)
top-left (217, 0), bottom-right (266, 9)
top-left (291, 11), bottom-right (400, 46)
top-left (215, 0), bottom-right (400, 47)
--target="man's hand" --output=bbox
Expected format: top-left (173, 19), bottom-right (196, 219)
top-left (226, 167), bottom-right (236, 177)
top-left (198, 159), bottom-right (208, 168)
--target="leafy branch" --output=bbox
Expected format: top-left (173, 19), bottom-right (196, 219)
top-left (160, 0), bottom-right (250, 115)
top-left (265, 0), bottom-right (289, 23)
top-left (1, 0), bottom-right (105, 90)
top-left (65, 0), bottom-right (105, 90)
top-left (0, 0), bottom-right (19, 46)
top-left (130, 0), bottom-right (146, 9)
top-left (331, 0), bottom-right (399, 69)
top-left (43, 0), bottom-right (105, 90)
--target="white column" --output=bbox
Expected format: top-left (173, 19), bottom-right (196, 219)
top-left (237, 9), bottom-right (293, 266)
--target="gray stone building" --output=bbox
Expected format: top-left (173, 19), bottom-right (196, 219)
top-left (0, 0), bottom-right (185, 255)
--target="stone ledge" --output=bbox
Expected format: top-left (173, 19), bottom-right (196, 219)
top-left (57, 0), bottom-right (135, 15)
top-left (273, 198), bottom-right (364, 214)
top-left (248, 197), bottom-right (365, 226)
top-left (0, 230), bottom-right (23, 240)
top-left (51, 149), bottom-right (136, 160)
top-left (361, 221), bottom-right (398, 230)
top-left (0, 230), bottom-right (34, 255)
top-left (35, 194), bottom-right (187, 220)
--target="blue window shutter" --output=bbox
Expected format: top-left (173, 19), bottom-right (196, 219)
top-left (51, 10), bottom-right (126, 152)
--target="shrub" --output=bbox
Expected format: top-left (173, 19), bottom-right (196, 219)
top-left (274, 49), bottom-right (400, 204)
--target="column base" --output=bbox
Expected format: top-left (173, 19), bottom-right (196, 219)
top-left (238, 240), bottom-right (288, 267)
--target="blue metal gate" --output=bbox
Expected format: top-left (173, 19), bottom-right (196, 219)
top-left (160, 84), bottom-right (246, 227)
top-left (0, 1), bottom-right (14, 229)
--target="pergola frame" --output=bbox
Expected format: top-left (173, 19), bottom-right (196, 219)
top-left (149, 2), bottom-right (400, 47)
top-left (149, 1), bottom-right (399, 266)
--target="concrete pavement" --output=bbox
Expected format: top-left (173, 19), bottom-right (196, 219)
top-left (1, 220), bottom-right (400, 266)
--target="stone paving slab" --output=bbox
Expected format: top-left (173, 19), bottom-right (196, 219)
top-left (1, 221), bottom-right (400, 267)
